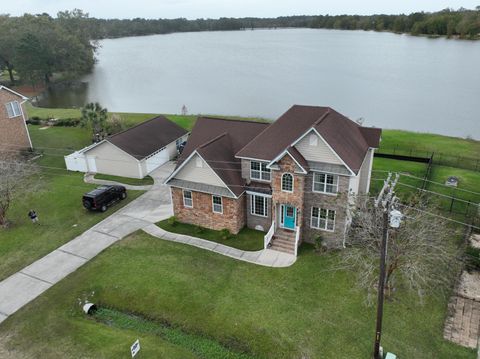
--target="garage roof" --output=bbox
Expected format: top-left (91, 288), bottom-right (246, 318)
top-left (107, 116), bottom-right (188, 160)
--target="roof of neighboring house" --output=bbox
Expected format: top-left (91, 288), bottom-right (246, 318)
top-left (174, 117), bottom-right (270, 197)
top-left (0, 86), bottom-right (29, 101)
top-left (236, 105), bottom-right (382, 174)
top-left (106, 116), bottom-right (188, 160)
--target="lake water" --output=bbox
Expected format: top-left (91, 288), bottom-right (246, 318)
top-left (38, 29), bottom-right (480, 139)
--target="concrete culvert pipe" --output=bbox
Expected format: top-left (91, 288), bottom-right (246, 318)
top-left (82, 302), bottom-right (97, 315)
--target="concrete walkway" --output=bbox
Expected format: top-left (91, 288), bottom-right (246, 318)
top-left (84, 173), bottom-right (153, 191)
top-left (0, 162), bottom-right (175, 324)
top-left (143, 224), bottom-right (296, 268)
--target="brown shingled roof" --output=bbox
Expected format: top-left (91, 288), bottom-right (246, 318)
top-left (107, 116), bottom-right (188, 160)
top-left (176, 117), bottom-right (270, 196)
top-left (236, 105), bottom-right (381, 174)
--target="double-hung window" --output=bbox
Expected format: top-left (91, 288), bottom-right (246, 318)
top-left (5, 101), bottom-right (21, 118)
top-left (251, 195), bottom-right (267, 217)
top-left (313, 172), bottom-right (338, 194)
top-left (183, 190), bottom-right (193, 208)
top-left (250, 161), bottom-right (270, 181)
top-left (311, 207), bottom-right (336, 231)
top-left (212, 195), bottom-right (223, 214)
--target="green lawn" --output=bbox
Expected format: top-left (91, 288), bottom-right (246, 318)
top-left (158, 219), bottom-right (265, 251)
top-left (0, 231), bottom-right (474, 358)
top-left (94, 174), bottom-right (154, 187)
top-left (380, 129), bottom-right (480, 160)
top-left (0, 172), bottom-right (143, 281)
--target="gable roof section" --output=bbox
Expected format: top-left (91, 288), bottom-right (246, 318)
top-left (236, 105), bottom-right (382, 175)
top-left (170, 117), bottom-right (270, 197)
top-left (0, 86), bottom-right (29, 101)
top-left (107, 116), bottom-right (188, 160)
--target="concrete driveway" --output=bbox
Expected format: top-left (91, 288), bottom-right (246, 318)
top-left (0, 162), bottom-right (175, 324)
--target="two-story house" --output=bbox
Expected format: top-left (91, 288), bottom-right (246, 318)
top-left (165, 105), bottom-right (381, 255)
top-left (0, 86), bottom-right (32, 152)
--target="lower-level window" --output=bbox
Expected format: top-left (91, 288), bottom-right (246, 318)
top-left (5, 101), bottom-right (21, 118)
top-left (212, 195), bottom-right (223, 213)
top-left (251, 195), bottom-right (267, 217)
top-left (183, 190), bottom-right (193, 207)
top-left (311, 207), bottom-right (335, 231)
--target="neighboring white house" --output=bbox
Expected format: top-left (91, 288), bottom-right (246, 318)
top-left (65, 116), bottom-right (188, 178)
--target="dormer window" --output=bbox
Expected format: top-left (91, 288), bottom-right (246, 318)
top-left (309, 133), bottom-right (318, 146)
top-left (281, 173), bottom-right (294, 192)
top-left (5, 101), bottom-right (21, 118)
top-left (250, 161), bottom-right (270, 181)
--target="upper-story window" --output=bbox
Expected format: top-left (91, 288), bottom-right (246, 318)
top-left (281, 173), bottom-right (293, 192)
top-left (5, 101), bottom-right (21, 118)
top-left (195, 157), bottom-right (203, 168)
top-left (313, 172), bottom-right (338, 194)
top-left (250, 161), bottom-right (270, 181)
top-left (309, 133), bottom-right (318, 146)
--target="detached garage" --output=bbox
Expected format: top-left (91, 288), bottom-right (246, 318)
top-left (66, 116), bottom-right (188, 179)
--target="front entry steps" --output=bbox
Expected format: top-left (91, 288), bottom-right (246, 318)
top-left (270, 228), bottom-right (296, 254)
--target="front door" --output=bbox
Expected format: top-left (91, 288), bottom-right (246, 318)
top-left (282, 205), bottom-right (296, 230)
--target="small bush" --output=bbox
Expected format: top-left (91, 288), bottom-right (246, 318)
top-left (314, 235), bottom-right (325, 253)
top-left (194, 225), bottom-right (204, 234)
top-left (220, 229), bottom-right (232, 241)
top-left (167, 216), bottom-right (178, 227)
top-left (466, 246), bottom-right (480, 271)
top-left (53, 118), bottom-right (80, 127)
top-left (27, 116), bottom-right (42, 125)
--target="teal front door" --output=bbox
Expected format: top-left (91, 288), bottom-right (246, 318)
top-left (283, 205), bottom-right (296, 230)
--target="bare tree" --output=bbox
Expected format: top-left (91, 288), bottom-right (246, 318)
top-left (342, 195), bottom-right (461, 304)
top-left (0, 154), bottom-right (38, 227)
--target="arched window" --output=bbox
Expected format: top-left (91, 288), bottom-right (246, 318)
top-left (281, 173), bottom-right (293, 192)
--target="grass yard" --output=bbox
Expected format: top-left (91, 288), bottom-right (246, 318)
top-left (379, 129), bottom-right (480, 160)
top-left (94, 174), bottom-right (154, 187)
top-left (0, 172), bottom-right (143, 281)
top-left (0, 231), bottom-right (474, 358)
top-left (158, 219), bottom-right (265, 251)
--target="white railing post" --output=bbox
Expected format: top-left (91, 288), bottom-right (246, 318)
top-left (264, 221), bottom-right (275, 249)
top-left (294, 226), bottom-right (300, 257)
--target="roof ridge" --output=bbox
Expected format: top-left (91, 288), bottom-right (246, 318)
top-left (198, 132), bottom-right (228, 149)
top-left (108, 115), bottom-right (171, 139)
top-left (313, 108), bottom-right (331, 126)
top-left (197, 116), bottom-right (270, 126)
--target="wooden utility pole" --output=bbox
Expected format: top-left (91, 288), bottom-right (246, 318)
top-left (373, 173), bottom-right (399, 359)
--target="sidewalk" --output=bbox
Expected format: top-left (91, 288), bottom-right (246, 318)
top-left (143, 224), bottom-right (296, 268)
top-left (84, 173), bottom-right (153, 191)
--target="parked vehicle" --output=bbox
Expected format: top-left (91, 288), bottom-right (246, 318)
top-left (82, 185), bottom-right (127, 212)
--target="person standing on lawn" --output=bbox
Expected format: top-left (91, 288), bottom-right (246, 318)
top-left (28, 209), bottom-right (39, 225)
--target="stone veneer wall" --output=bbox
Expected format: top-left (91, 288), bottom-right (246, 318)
top-left (301, 172), bottom-right (350, 248)
top-left (271, 155), bottom-right (306, 230)
top-left (0, 90), bottom-right (30, 151)
top-left (171, 187), bottom-right (246, 234)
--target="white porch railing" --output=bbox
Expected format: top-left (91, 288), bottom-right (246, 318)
top-left (294, 226), bottom-right (301, 257)
top-left (264, 221), bottom-right (275, 249)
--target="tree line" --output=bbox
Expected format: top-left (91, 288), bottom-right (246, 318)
top-left (1, 7), bottom-right (479, 87)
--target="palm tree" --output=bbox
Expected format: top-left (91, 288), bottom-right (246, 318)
top-left (80, 102), bottom-right (108, 142)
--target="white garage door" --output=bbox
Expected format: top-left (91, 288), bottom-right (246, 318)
top-left (145, 147), bottom-right (169, 173)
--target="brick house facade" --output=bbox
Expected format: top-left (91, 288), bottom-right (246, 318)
top-left (166, 106), bottom-right (381, 255)
top-left (0, 87), bottom-right (32, 152)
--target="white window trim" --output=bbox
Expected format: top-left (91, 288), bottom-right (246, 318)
top-left (183, 190), bottom-right (193, 208)
top-left (212, 195), bottom-right (223, 214)
top-left (281, 173), bottom-right (294, 193)
top-left (310, 207), bottom-right (336, 232)
top-left (250, 161), bottom-right (271, 182)
top-left (250, 194), bottom-right (268, 218)
top-left (5, 101), bottom-right (21, 118)
top-left (312, 172), bottom-right (339, 195)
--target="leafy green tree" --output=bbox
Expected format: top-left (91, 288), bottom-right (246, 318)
top-left (81, 102), bottom-right (108, 142)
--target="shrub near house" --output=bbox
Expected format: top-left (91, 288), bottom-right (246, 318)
top-left (165, 105), bottom-right (381, 255)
